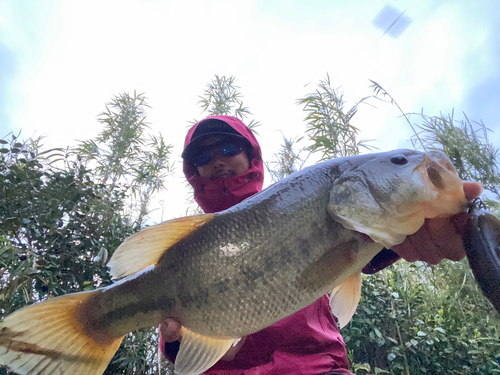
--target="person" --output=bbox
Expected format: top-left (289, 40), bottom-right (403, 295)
top-left (159, 115), bottom-right (482, 374)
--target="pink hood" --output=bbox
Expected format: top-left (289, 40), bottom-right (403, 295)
top-left (183, 115), bottom-right (264, 213)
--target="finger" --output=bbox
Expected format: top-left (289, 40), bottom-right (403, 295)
top-left (463, 181), bottom-right (483, 201)
top-left (160, 319), bottom-right (183, 342)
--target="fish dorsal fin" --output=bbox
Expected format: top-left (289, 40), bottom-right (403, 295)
top-left (174, 327), bottom-right (239, 375)
top-left (108, 214), bottom-right (215, 279)
top-left (329, 271), bottom-right (362, 329)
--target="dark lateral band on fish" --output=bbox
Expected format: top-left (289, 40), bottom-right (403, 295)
top-left (0, 149), bottom-right (470, 375)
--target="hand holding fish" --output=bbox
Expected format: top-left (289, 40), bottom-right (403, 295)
top-left (392, 181), bottom-right (482, 264)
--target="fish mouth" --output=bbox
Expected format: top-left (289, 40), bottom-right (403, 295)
top-left (415, 151), bottom-right (467, 218)
top-left (423, 151), bottom-right (461, 191)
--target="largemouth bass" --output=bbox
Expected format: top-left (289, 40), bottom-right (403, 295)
top-left (0, 149), bottom-right (468, 375)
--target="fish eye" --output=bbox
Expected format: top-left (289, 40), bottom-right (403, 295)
top-left (390, 155), bottom-right (408, 165)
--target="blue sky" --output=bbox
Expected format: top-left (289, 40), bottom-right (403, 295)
top-left (1, 0), bottom-right (499, 220)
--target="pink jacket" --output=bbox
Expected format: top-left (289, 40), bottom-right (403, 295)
top-left (160, 116), bottom-right (353, 374)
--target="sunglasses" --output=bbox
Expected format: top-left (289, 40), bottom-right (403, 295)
top-left (193, 143), bottom-right (243, 166)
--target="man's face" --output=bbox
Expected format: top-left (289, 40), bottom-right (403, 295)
top-left (194, 136), bottom-right (251, 180)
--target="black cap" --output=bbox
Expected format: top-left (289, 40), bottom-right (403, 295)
top-left (182, 119), bottom-right (252, 162)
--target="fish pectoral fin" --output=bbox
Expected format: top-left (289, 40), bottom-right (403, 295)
top-left (174, 327), bottom-right (239, 375)
top-left (329, 271), bottom-right (362, 329)
top-left (108, 214), bottom-right (215, 279)
top-left (0, 291), bottom-right (124, 375)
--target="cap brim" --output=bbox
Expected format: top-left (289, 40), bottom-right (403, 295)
top-left (182, 132), bottom-right (251, 161)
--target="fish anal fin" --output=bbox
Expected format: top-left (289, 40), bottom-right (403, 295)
top-left (329, 271), bottom-right (362, 329)
top-left (108, 214), bottom-right (215, 279)
top-left (174, 327), bottom-right (239, 375)
top-left (0, 291), bottom-right (124, 375)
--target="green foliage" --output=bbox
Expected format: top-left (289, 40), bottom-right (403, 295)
top-left (197, 74), bottom-right (261, 132)
top-left (345, 260), bottom-right (500, 374)
top-left (269, 74), bottom-right (379, 182)
top-left (77, 91), bottom-right (173, 227)
top-left (297, 74), bottom-right (375, 160)
top-left (0, 134), bottom-right (133, 317)
top-left (265, 134), bottom-right (308, 183)
top-left (408, 111), bottom-right (500, 198)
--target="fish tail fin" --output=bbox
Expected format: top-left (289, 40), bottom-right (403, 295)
top-left (0, 291), bottom-right (124, 375)
top-left (329, 271), bottom-right (362, 329)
